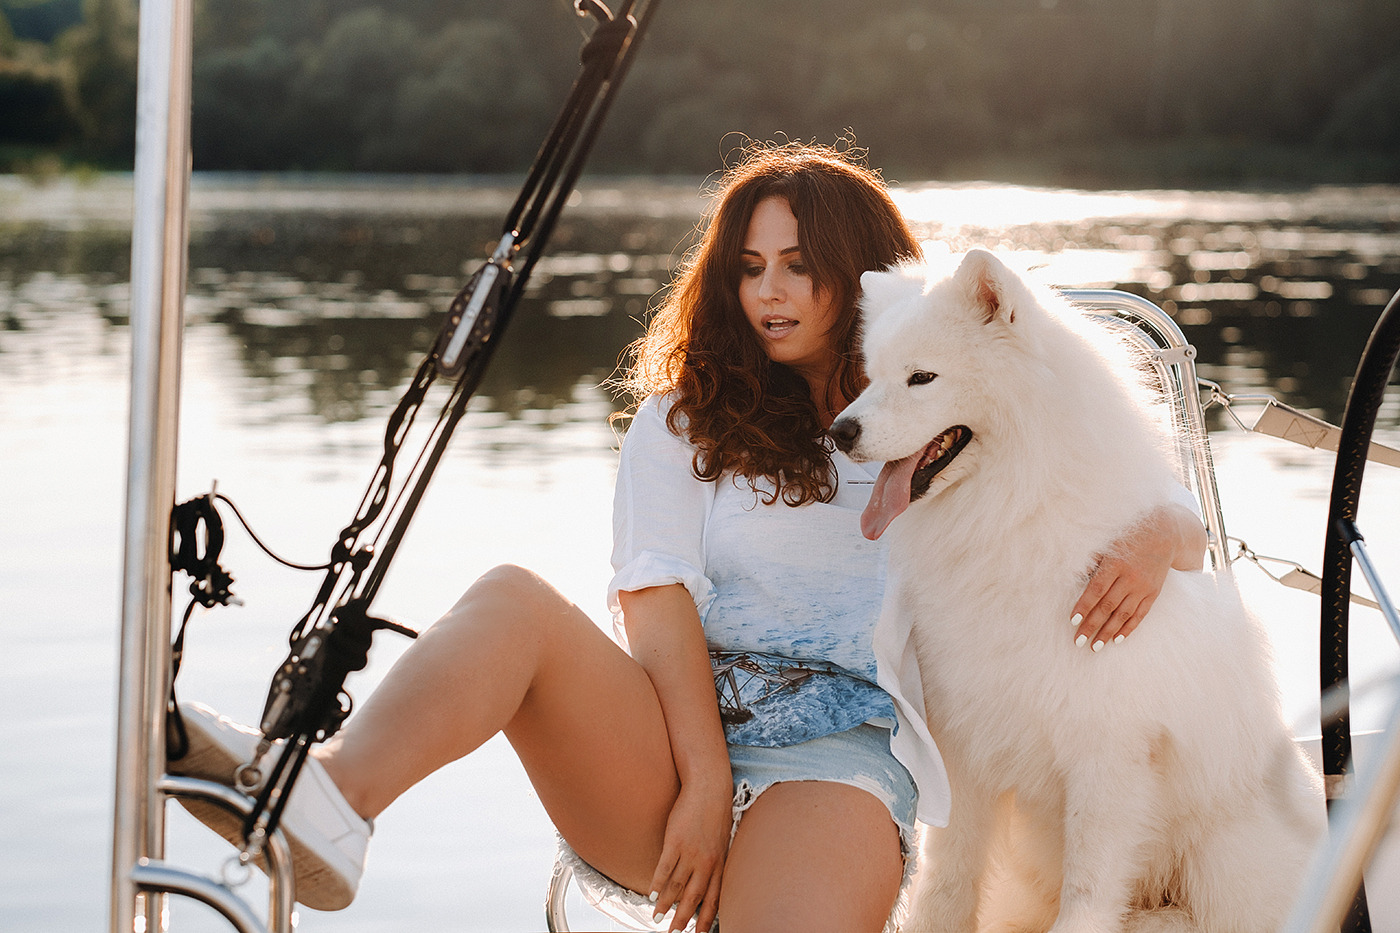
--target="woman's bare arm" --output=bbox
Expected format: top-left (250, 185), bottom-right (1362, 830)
top-left (619, 583), bottom-right (732, 933)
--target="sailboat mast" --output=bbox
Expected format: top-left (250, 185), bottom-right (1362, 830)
top-left (111, 0), bottom-right (194, 928)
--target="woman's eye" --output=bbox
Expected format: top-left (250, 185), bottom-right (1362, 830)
top-left (788, 262), bottom-right (808, 276)
top-left (742, 265), bottom-right (763, 277)
top-left (907, 371), bottom-right (937, 386)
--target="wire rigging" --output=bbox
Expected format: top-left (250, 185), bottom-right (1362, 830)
top-left (165, 0), bottom-right (659, 874)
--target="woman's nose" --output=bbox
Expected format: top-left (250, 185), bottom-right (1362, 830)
top-left (757, 269), bottom-right (782, 301)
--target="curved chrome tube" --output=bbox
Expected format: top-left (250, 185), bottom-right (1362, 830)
top-left (1064, 288), bottom-right (1228, 571)
top-left (545, 857), bottom-right (573, 932)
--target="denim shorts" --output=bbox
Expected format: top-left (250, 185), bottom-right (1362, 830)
top-left (558, 723), bottom-right (918, 932)
top-left (728, 722), bottom-right (918, 854)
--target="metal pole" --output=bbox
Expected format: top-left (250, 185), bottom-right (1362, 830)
top-left (1283, 687), bottom-right (1400, 933)
top-left (111, 0), bottom-right (193, 927)
top-left (1349, 537), bottom-right (1400, 645)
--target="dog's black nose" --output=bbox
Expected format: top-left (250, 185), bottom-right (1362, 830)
top-left (828, 417), bottom-right (860, 452)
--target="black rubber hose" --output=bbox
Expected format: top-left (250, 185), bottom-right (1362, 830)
top-left (1320, 287), bottom-right (1400, 933)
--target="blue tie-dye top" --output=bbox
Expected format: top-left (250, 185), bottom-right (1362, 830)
top-left (608, 396), bottom-right (898, 748)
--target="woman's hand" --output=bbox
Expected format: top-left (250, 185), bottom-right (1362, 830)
top-left (1071, 502), bottom-right (1207, 651)
top-left (648, 777), bottom-right (732, 933)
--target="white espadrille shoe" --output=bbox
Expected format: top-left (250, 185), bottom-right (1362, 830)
top-left (169, 702), bottom-right (372, 911)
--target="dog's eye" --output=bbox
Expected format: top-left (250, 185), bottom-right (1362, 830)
top-left (907, 370), bottom-right (937, 387)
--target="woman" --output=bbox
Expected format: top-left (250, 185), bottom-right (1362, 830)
top-left (176, 141), bottom-right (1206, 933)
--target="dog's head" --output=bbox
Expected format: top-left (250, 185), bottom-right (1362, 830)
top-left (831, 249), bottom-right (1042, 540)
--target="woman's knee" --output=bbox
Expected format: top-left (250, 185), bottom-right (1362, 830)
top-left (445, 564), bottom-right (560, 626)
top-left (471, 562), bottom-right (548, 601)
top-left (430, 563), bottom-right (590, 664)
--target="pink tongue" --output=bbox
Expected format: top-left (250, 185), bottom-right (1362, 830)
top-left (861, 453), bottom-right (920, 540)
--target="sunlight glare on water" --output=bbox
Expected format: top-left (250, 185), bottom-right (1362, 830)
top-left (894, 183), bottom-right (1189, 231)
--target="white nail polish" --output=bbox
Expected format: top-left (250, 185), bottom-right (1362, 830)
top-left (1075, 633), bottom-right (1088, 648)
top-left (653, 911), bottom-right (665, 923)
top-left (648, 892), bottom-right (659, 904)
top-left (1114, 634), bottom-right (1125, 644)
top-left (1071, 612), bottom-right (1083, 627)
top-left (1092, 639), bottom-right (1104, 652)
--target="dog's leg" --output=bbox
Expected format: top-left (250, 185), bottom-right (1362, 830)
top-left (906, 783), bottom-right (999, 933)
top-left (977, 797), bottom-right (1062, 933)
top-left (1049, 754), bottom-right (1159, 933)
top-left (1178, 748), bottom-right (1325, 933)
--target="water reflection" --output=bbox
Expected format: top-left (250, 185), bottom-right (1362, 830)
top-left (2, 177), bottom-right (1399, 433)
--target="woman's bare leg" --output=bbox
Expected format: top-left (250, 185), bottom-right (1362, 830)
top-left (314, 564), bottom-right (680, 892)
top-left (718, 781), bottom-right (904, 933)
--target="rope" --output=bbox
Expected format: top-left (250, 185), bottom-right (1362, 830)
top-left (213, 493), bottom-right (333, 572)
top-left (1203, 387), bottom-right (1390, 614)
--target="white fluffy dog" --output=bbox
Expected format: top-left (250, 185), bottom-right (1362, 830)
top-left (830, 250), bottom-right (1325, 933)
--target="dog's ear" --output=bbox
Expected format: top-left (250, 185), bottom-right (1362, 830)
top-left (859, 265), bottom-right (925, 323)
top-left (955, 249), bottom-right (1015, 325)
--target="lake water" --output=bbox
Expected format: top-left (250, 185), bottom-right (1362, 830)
top-left (3, 174), bottom-right (1400, 931)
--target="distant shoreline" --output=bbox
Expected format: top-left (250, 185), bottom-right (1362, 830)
top-left (5, 140), bottom-right (1399, 195)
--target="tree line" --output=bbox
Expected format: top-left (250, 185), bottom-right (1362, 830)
top-left (3, 0), bottom-right (1398, 183)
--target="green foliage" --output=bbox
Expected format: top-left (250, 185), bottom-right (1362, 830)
top-left (1, 0), bottom-right (82, 43)
top-left (54, 0), bottom-right (136, 163)
top-left (181, 0), bottom-right (578, 172)
top-left (0, 61), bottom-right (74, 144)
top-left (369, 20), bottom-right (554, 171)
top-left (191, 37), bottom-right (300, 168)
top-left (6, 0), bottom-right (1400, 180)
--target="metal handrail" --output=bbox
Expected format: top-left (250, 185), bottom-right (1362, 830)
top-left (126, 779), bottom-right (298, 933)
top-left (546, 857), bottom-right (574, 932)
top-left (156, 777), bottom-right (296, 933)
top-left (1065, 288), bottom-right (1229, 571)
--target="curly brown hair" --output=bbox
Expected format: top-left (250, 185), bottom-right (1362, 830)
top-left (620, 140), bottom-right (921, 506)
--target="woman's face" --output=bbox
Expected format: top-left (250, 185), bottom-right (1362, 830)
top-left (738, 197), bottom-right (840, 383)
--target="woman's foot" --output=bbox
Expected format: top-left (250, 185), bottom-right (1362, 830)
top-left (168, 702), bottom-right (372, 911)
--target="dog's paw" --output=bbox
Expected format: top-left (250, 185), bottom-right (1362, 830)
top-left (1120, 907), bottom-right (1200, 933)
top-left (1047, 904), bottom-right (1145, 933)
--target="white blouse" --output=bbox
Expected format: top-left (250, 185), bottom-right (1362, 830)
top-left (608, 395), bottom-right (951, 827)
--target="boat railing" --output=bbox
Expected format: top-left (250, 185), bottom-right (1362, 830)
top-left (1067, 288), bottom-right (1230, 571)
top-left (112, 0), bottom-right (238, 928)
top-left (137, 777), bottom-right (295, 933)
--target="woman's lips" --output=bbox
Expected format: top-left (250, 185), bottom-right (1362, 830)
top-left (762, 316), bottom-right (797, 336)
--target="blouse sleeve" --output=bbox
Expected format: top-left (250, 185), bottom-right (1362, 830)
top-left (1169, 479), bottom-right (1200, 514)
top-left (607, 396), bottom-right (717, 629)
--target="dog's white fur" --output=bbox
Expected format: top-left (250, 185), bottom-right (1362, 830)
top-left (833, 250), bottom-right (1325, 933)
